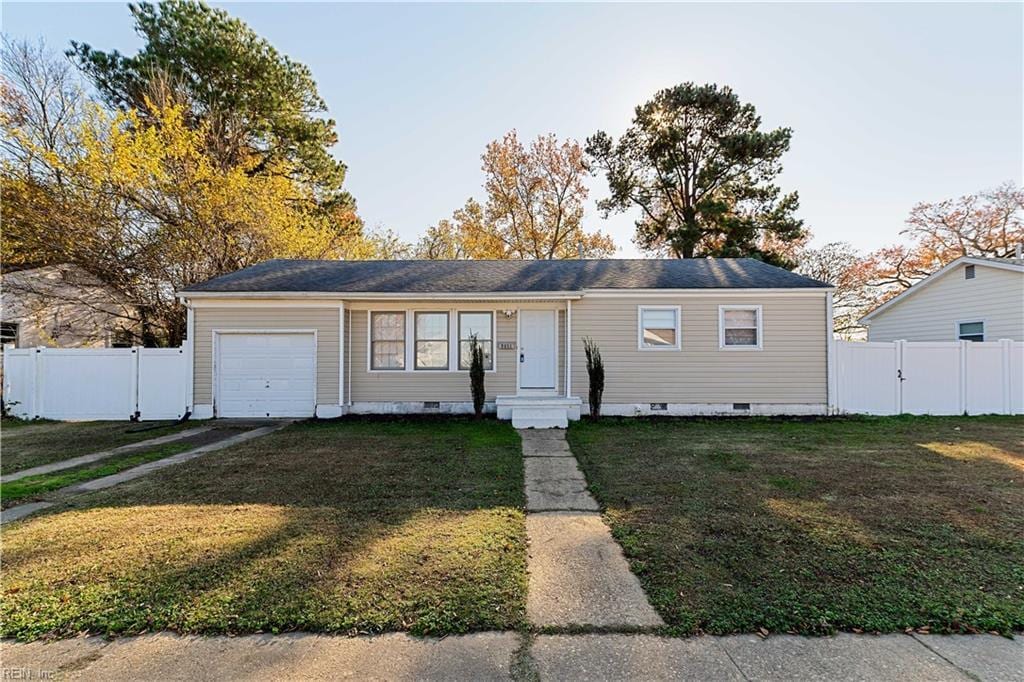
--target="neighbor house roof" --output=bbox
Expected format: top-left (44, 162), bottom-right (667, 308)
top-left (179, 258), bottom-right (831, 297)
top-left (860, 256), bottom-right (1024, 324)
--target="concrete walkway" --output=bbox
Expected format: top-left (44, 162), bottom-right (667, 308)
top-left (3, 631), bottom-right (1020, 681)
top-left (1, 426), bottom-right (214, 482)
top-left (519, 428), bottom-right (663, 629)
top-left (0, 423), bottom-right (287, 525)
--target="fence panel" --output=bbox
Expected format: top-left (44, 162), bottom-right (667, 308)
top-left (899, 342), bottom-right (962, 415)
top-left (37, 349), bottom-right (137, 420)
top-left (2, 349), bottom-right (36, 419)
top-left (835, 341), bottom-right (899, 415)
top-left (964, 342), bottom-right (1005, 415)
top-left (137, 347), bottom-right (188, 420)
top-left (1011, 343), bottom-right (1024, 415)
top-left (3, 345), bottom-right (188, 421)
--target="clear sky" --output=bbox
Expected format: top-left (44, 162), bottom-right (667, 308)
top-left (4, 2), bottom-right (1022, 257)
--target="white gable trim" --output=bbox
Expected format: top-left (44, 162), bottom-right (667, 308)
top-left (860, 257), bottom-right (1024, 325)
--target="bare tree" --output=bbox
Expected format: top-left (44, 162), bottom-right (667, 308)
top-left (1, 37), bottom-right (85, 184)
top-left (796, 242), bottom-right (875, 339)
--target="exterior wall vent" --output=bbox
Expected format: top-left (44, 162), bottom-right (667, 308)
top-left (733, 403), bottom-right (751, 411)
top-left (650, 403), bottom-right (668, 411)
top-left (423, 401), bottom-right (440, 409)
top-left (965, 264), bottom-right (975, 279)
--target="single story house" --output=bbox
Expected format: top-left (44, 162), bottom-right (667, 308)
top-left (861, 256), bottom-right (1024, 343)
top-left (1, 264), bottom-right (133, 349)
top-left (177, 258), bottom-right (835, 427)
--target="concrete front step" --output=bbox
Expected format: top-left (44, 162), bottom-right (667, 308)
top-left (512, 407), bottom-right (568, 429)
top-left (496, 396), bottom-right (582, 429)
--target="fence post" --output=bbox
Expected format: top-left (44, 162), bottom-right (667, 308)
top-left (958, 340), bottom-right (968, 415)
top-left (894, 340), bottom-right (905, 415)
top-left (131, 347), bottom-right (141, 420)
top-left (1001, 339), bottom-right (1013, 415)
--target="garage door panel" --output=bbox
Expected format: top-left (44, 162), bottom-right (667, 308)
top-left (217, 333), bottom-right (316, 417)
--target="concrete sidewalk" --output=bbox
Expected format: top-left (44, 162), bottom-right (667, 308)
top-left (519, 428), bottom-right (663, 629)
top-left (3, 631), bottom-right (1020, 681)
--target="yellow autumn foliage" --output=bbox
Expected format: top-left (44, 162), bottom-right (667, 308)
top-left (2, 100), bottom-right (378, 343)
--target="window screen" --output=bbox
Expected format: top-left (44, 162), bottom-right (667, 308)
top-left (458, 312), bottom-right (493, 370)
top-left (371, 312), bottom-right (406, 369)
top-left (722, 308), bottom-right (760, 347)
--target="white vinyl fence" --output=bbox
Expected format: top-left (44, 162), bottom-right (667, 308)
top-left (4, 339), bottom-right (1022, 421)
top-left (3, 345), bottom-right (190, 421)
top-left (835, 339), bottom-right (1024, 416)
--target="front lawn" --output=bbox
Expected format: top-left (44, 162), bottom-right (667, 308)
top-left (1, 417), bottom-right (527, 640)
top-left (1, 419), bottom-right (197, 475)
top-left (568, 415), bottom-right (1024, 636)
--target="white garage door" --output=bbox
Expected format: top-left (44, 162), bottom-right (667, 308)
top-left (216, 333), bottom-right (316, 418)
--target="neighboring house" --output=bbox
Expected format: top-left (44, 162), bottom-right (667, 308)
top-left (0, 265), bottom-right (132, 348)
top-left (860, 257), bottom-right (1024, 343)
top-left (177, 259), bottom-right (834, 427)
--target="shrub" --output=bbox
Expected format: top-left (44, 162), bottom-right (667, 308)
top-left (469, 334), bottom-right (486, 417)
top-left (583, 336), bottom-right (604, 419)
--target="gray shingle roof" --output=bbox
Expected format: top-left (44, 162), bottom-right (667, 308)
top-left (181, 258), bottom-right (831, 294)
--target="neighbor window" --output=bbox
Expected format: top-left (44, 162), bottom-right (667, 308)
top-left (638, 306), bottom-right (680, 350)
top-left (458, 312), bottom-right (493, 370)
top-left (415, 312), bottom-right (449, 370)
top-left (957, 320), bottom-right (985, 343)
top-left (371, 312), bottom-right (406, 370)
top-left (720, 306), bottom-right (762, 349)
top-left (965, 264), bottom-right (976, 279)
top-left (0, 322), bottom-right (18, 347)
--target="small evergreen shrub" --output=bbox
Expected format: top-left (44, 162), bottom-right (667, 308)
top-left (469, 334), bottom-right (486, 417)
top-left (583, 336), bottom-right (604, 419)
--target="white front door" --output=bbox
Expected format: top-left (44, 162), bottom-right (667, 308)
top-left (216, 332), bottom-right (316, 417)
top-left (519, 310), bottom-right (557, 390)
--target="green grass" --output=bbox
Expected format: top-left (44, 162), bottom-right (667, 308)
top-left (0, 417), bottom-right (527, 641)
top-left (1, 442), bottom-right (192, 507)
top-left (1, 420), bottom-right (197, 475)
top-left (568, 415), bottom-right (1024, 636)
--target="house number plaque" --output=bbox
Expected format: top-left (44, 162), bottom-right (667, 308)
top-left (497, 342), bottom-right (516, 350)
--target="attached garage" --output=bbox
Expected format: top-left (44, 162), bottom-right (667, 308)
top-left (215, 332), bottom-right (316, 418)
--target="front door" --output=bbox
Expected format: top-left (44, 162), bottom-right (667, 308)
top-left (519, 310), bottom-right (557, 390)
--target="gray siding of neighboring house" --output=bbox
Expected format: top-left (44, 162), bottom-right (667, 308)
top-left (866, 264), bottom-right (1024, 342)
top-left (1, 265), bottom-right (129, 348)
top-left (570, 294), bottom-right (829, 406)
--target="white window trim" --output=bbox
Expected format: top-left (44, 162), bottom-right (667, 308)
top-left (719, 305), bottom-right (763, 351)
top-left (413, 311), bottom-right (450, 371)
top-left (955, 318), bottom-right (986, 342)
top-left (367, 310), bottom-right (408, 372)
top-left (637, 305), bottom-right (682, 351)
top-left (367, 308), bottom-right (498, 374)
top-left (1, 321), bottom-right (20, 348)
top-left (458, 310), bottom-right (497, 371)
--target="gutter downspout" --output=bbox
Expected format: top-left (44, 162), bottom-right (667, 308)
top-left (565, 300), bottom-right (572, 399)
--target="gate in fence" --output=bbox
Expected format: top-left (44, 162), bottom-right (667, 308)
top-left (834, 339), bottom-right (1023, 416)
top-left (3, 344), bottom-right (190, 421)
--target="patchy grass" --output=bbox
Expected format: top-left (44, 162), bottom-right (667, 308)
top-left (0, 417), bottom-right (527, 640)
top-left (1, 441), bottom-right (193, 508)
top-left (1, 420), bottom-right (197, 475)
top-left (568, 415), bottom-right (1024, 636)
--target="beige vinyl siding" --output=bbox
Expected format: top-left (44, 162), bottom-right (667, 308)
top-left (193, 306), bottom-right (340, 406)
top-left (570, 295), bottom-right (828, 405)
top-left (867, 265), bottom-right (1024, 342)
top-left (346, 301), bottom-right (566, 402)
